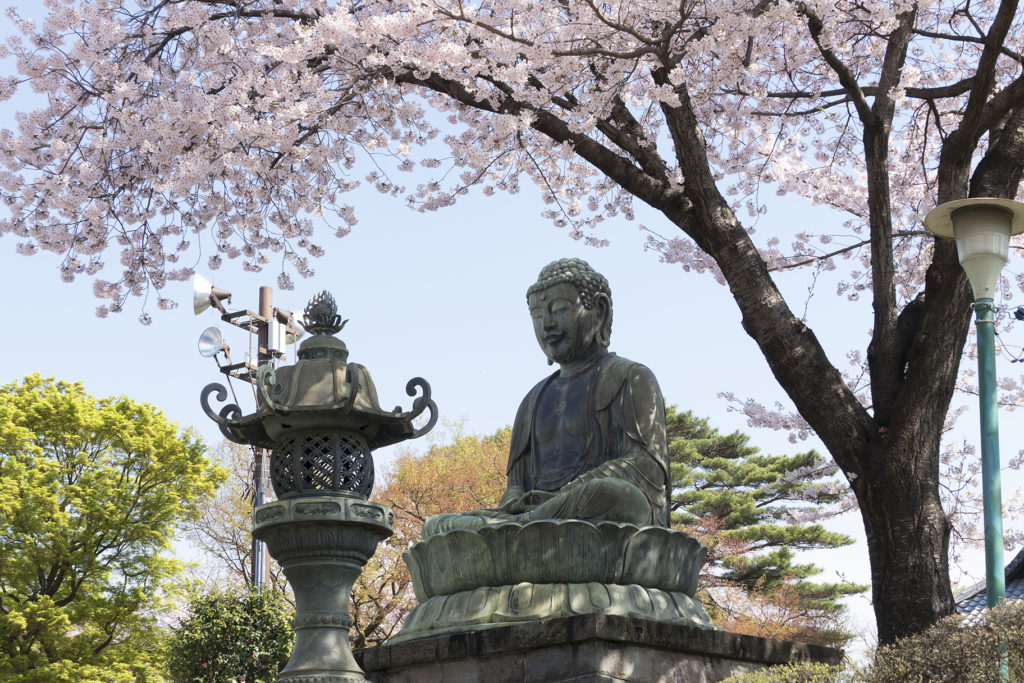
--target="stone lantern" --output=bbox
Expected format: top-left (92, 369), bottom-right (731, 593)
top-left (201, 291), bottom-right (437, 682)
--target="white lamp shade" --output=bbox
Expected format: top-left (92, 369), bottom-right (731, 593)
top-left (193, 274), bottom-right (214, 314)
top-left (953, 207), bottom-right (1012, 300)
top-left (191, 274), bottom-right (232, 315)
top-left (924, 198), bottom-right (1024, 301)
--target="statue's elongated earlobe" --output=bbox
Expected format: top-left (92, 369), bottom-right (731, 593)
top-left (596, 293), bottom-right (612, 347)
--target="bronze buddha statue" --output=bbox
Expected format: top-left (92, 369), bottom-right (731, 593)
top-left (423, 258), bottom-right (670, 536)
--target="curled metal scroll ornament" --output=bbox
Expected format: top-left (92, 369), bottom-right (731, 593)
top-left (255, 364), bottom-right (287, 414)
top-left (200, 383), bottom-right (243, 442)
top-left (402, 377), bottom-right (438, 438)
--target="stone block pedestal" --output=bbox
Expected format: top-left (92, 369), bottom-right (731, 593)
top-left (354, 613), bottom-right (842, 682)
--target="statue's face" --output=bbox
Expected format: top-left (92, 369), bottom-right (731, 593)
top-left (528, 282), bottom-right (603, 365)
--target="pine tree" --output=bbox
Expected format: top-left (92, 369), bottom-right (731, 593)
top-left (667, 407), bottom-right (866, 646)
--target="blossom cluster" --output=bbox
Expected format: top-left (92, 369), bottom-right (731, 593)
top-left (1, 0), bottom-right (1020, 314)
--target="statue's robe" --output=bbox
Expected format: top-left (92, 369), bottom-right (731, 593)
top-left (422, 353), bottom-right (670, 537)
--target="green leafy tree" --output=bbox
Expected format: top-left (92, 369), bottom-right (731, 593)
top-left (0, 374), bottom-right (224, 682)
top-left (668, 408), bottom-right (866, 646)
top-left (185, 440), bottom-right (289, 597)
top-left (166, 588), bottom-right (292, 683)
top-left (350, 425), bottom-right (510, 647)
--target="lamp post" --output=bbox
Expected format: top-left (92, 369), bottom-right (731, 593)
top-left (925, 198), bottom-right (1024, 611)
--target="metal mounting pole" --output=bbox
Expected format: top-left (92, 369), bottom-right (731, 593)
top-left (973, 298), bottom-right (1009, 681)
top-left (252, 286), bottom-right (273, 589)
top-left (974, 298), bottom-right (1006, 610)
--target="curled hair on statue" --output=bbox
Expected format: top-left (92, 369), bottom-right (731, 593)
top-left (528, 257), bottom-right (614, 344)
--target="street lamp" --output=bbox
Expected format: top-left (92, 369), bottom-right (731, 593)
top-left (925, 197), bottom-right (1024, 611)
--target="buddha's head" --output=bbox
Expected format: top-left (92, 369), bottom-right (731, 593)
top-left (526, 258), bottom-right (612, 366)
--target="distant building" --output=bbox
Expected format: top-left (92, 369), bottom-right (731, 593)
top-left (954, 547), bottom-right (1024, 626)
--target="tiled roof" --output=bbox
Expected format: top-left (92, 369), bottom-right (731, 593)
top-left (954, 547), bottom-right (1024, 626)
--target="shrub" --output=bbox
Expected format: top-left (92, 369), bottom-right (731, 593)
top-left (866, 602), bottom-right (1024, 683)
top-left (722, 662), bottom-right (853, 683)
top-left (166, 588), bottom-right (293, 683)
top-left (724, 603), bottom-right (1024, 683)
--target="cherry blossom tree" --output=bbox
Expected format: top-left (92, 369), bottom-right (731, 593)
top-left (2, 0), bottom-right (1024, 643)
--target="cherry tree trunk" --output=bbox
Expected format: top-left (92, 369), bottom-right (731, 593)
top-left (858, 441), bottom-right (955, 644)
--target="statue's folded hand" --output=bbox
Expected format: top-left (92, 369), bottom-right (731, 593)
top-left (496, 489), bottom-right (557, 514)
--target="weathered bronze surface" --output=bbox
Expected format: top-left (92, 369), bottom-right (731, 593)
top-left (423, 258), bottom-right (670, 536)
top-left (200, 290), bottom-right (437, 680)
top-left (200, 290), bottom-right (438, 498)
top-left (396, 259), bottom-right (713, 642)
top-left (253, 495), bottom-right (393, 682)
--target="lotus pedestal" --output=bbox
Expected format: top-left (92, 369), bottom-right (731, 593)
top-left (391, 520), bottom-right (714, 643)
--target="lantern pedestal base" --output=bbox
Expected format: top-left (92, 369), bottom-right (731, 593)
top-left (253, 495), bottom-right (393, 683)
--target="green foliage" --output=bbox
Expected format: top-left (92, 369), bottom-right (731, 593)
top-left (166, 588), bottom-right (293, 683)
top-left (351, 425), bottom-right (510, 647)
top-left (724, 603), bottom-right (1024, 683)
top-left (667, 408), bottom-right (866, 645)
top-left (722, 661), bottom-right (855, 683)
top-left (866, 602), bottom-right (1024, 682)
top-left (0, 374), bottom-right (224, 681)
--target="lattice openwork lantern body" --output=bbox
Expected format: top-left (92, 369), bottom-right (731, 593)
top-left (271, 431), bottom-right (374, 498)
top-left (199, 290), bottom-right (437, 683)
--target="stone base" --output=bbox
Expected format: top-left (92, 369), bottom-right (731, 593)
top-left (354, 613), bottom-right (843, 683)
